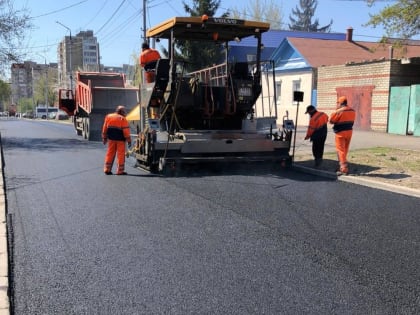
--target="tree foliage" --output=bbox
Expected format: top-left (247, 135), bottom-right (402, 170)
top-left (33, 71), bottom-right (56, 106)
top-left (0, 0), bottom-right (32, 73)
top-left (177, 0), bottom-right (228, 71)
top-left (131, 51), bottom-right (142, 87)
top-left (288, 0), bottom-right (332, 32)
top-left (0, 79), bottom-right (11, 110)
top-left (365, 0), bottom-right (420, 39)
top-left (230, 0), bottom-right (283, 29)
top-left (17, 97), bottom-right (33, 115)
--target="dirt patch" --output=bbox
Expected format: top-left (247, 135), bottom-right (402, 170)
top-left (293, 147), bottom-right (420, 190)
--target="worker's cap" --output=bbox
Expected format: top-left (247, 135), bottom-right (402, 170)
top-left (141, 42), bottom-right (149, 49)
top-left (337, 96), bottom-right (347, 104)
top-left (305, 105), bottom-right (316, 114)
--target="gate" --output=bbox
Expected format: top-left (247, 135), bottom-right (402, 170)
top-left (388, 85), bottom-right (420, 136)
top-left (336, 85), bottom-right (374, 130)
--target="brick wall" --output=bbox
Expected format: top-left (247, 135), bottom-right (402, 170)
top-left (317, 60), bottom-right (392, 132)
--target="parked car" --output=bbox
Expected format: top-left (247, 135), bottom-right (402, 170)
top-left (50, 109), bottom-right (69, 120)
top-left (22, 111), bottom-right (34, 119)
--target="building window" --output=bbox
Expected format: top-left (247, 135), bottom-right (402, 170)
top-left (276, 81), bottom-right (281, 104)
top-left (246, 54), bottom-right (256, 63)
top-left (292, 79), bottom-right (301, 103)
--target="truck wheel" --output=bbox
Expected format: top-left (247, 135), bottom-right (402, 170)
top-left (82, 118), bottom-right (87, 139)
top-left (84, 118), bottom-right (90, 140)
top-left (75, 118), bottom-right (82, 136)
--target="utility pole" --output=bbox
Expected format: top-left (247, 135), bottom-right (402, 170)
top-left (45, 59), bottom-right (49, 119)
top-left (143, 0), bottom-right (147, 44)
top-left (37, 53), bottom-right (49, 119)
top-left (56, 21), bottom-right (73, 90)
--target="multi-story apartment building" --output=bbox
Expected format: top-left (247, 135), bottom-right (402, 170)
top-left (57, 30), bottom-right (100, 89)
top-left (10, 61), bottom-right (58, 107)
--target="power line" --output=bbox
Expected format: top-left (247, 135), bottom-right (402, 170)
top-left (31, 0), bottom-right (88, 19)
top-left (83, 0), bottom-right (109, 29)
top-left (96, 0), bottom-right (127, 34)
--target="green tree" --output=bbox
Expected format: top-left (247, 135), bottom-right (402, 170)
top-left (130, 51), bottom-right (142, 87)
top-left (288, 0), bottom-right (332, 32)
top-left (230, 0), bottom-right (283, 29)
top-left (0, 0), bottom-right (32, 73)
top-left (0, 79), bottom-right (11, 111)
top-left (365, 0), bottom-right (419, 39)
top-left (34, 74), bottom-right (56, 106)
top-left (17, 97), bottom-right (33, 115)
top-left (177, 0), bottom-right (228, 71)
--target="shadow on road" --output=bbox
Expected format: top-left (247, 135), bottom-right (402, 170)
top-left (140, 160), bottom-right (335, 183)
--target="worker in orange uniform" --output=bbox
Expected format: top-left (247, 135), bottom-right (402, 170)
top-left (329, 96), bottom-right (356, 175)
top-left (304, 105), bottom-right (329, 167)
top-left (102, 105), bottom-right (132, 175)
top-left (140, 42), bottom-right (161, 83)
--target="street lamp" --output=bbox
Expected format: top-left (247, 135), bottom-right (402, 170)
top-left (56, 21), bottom-right (73, 90)
top-left (36, 53), bottom-right (49, 119)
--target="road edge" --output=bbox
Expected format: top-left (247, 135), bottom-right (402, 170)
top-left (293, 164), bottom-right (420, 199)
top-left (0, 132), bottom-right (10, 314)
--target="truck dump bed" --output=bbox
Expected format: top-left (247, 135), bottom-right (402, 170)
top-left (59, 71), bottom-right (139, 141)
top-left (76, 72), bottom-right (127, 115)
top-left (83, 87), bottom-right (137, 140)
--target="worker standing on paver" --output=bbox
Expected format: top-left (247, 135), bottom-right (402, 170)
top-left (304, 105), bottom-right (329, 167)
top-left (329, 96), bottom-right (356, 175)
top-left (139, 42), bottom-right (161, 83)
top-left (102, 105), bottom-right (132, 175)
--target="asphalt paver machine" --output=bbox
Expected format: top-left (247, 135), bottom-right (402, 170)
top-left (127, 16), bottom-right (294, 173)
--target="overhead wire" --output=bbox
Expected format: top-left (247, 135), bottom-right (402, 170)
top-left (30, 0), bottom-right (88, 19)
top-left (96, 0), bottom-right (127, 34)
top-left (100, 9), bottom-right (142, 48)
top-left (83, 0), bottom-right (109, 29)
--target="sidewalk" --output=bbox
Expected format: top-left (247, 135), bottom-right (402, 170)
top-left (292, 129), bottom-right (420, 198)
top-left (292, 128), bottom-right (420, 156)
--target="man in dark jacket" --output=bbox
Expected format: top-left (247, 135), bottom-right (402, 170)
top-left (304, 105), bottom-right (329, 166)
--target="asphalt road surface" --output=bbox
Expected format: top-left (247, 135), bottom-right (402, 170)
top-left (1, 118), bottom-right (419, 314)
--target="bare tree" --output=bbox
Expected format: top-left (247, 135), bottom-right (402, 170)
top-left (0, 0), bottom-right (32, 74)
top-left (230, 0), bottom-right (283, 29)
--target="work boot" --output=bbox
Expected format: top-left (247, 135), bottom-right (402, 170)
top-left (104, 171), bottom-right (113, 175)
top-left (116, 172), bottom-right (127, 175)
top-left (336, 169), bottom-right (349, 176)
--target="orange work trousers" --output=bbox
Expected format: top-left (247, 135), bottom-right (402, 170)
top-left (104, 140), bottom-right (126, 174)
top-left (335, 130), bottom-right (353, 173)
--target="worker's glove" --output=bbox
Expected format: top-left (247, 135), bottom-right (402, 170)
top-left (102, 138), bottom-right (107, 145)
top-left (304, 136), bottom-right (309, 140)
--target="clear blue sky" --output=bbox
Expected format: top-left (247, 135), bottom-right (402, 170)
top-left (12, 0), bottom-right (401, 69)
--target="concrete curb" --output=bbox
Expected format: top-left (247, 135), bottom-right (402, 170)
top-left (0, 133), bottom-right (9, 314)
top-left (338, 175), bottom-right (420, 199)
top-left (293, 164), bottom-right (420, 199)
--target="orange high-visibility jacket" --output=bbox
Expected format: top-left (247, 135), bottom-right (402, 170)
top-left (330, 106), bottom-right (356, 133)
top-left (306, 111), bottom-right (329, 140)
top-left (102, 113), bottom-right (131, 142)
top-left (140, 48), bottom-right (161, 68)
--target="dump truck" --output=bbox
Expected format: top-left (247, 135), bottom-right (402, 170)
top-left (58, 72), bottom-right (138, 141)
top-left (127, 16), bottom-right (295, 173)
